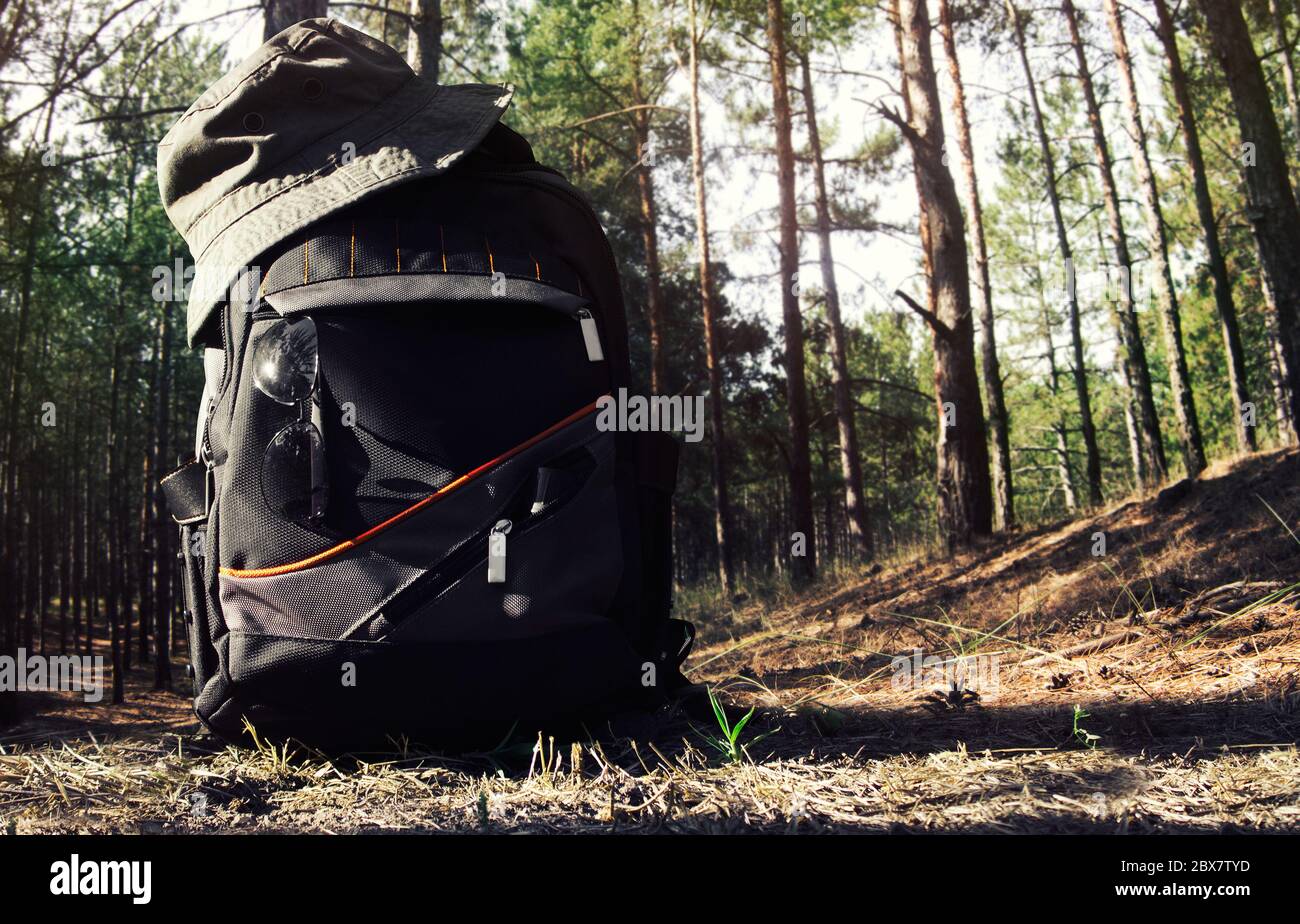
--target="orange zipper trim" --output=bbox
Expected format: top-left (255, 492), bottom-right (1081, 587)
top-left (221, 399), bottom-right (605, 579)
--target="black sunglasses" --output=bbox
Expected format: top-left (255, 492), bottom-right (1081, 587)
top-left (251, 316), bottom-right (328, 524)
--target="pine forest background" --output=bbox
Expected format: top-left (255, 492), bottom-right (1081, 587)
top-left (1, 0), bottom-right (1299, 704)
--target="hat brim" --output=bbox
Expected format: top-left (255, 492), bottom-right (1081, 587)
top-left (183, 78), bottom-right (512, 345)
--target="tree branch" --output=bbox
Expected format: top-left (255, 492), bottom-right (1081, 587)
top-left (894, 287), bottom-right (948, 338)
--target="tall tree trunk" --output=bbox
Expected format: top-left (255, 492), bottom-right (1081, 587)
top-left (1009, 0), bottom-right (1103, 506)
top-left (138, 330), bottom-right (159, 666)
top-left (39, 481), bottom-right (52, 653)
top-left (630, 0), bottom-right (667, 395)
top-left (72, 444), bottom-right (83, 649)
top-left (169, 341), bottom-right (185, 659)
top-left (137, 452), bottom-right (152, 665)
top-left (684, 0), bottom-right (736, 592)
top-left (120, 439), bottom-right (133, 673)
top-left (765, 0), bottom-right (817, 583)
top-left (23, 476), bottom-right (37, 649)
top-left (406, 0), bottom-right (441, 80)
top-left (1088, 215), bottom-right (1143, 487)
top-left (937, 0), bottom-right (1013, 530)
top-left (1197, 0), bottom-right (1300, 436)
top-left (2, 165), bottom-right (47, 655)
top-left (1266, 311), bottom-right (1297, 443)
top-left (1053, 425), bottom-right (1077, 512)
top-left (895, 0), bottom-right (993, 549)
top-left (1152, 0), bottom-right (1255, 453)
top-left (635, 131), bottom-right (667, 394)
top-left (263, 0), bottom-right (328, 40)
top-left (105, 153), bottom-right (140, 703)
top-left (1104, 0), bottom-right (1205, 475)
top-left (1041, 301), bottom-right (1077, 512)
top-left (58, 446), bottom-right (70, 654)
top-left (85, 488), bottom-right (95, 658)
top-left (890, 5), bottom-right (934, 294)
top-left (1060, 0), bottom-right (1166, 486)
top-left (1270, 0), bottom-right (1300, 153)
top-left (106, 340), bottom-right (124, 704)
top-left (153, 303), bottom-right (174, 691)
top-left (799, 51), bottom-right (873, 560)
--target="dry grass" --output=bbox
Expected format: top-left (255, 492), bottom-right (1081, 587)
top-left (2, 713), bottom-right (1296, 833)
top-left (2, 448), bottom-right (1299, 834)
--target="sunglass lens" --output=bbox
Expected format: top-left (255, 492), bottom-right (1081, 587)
top-left (261, 421), bottom-right (328, 523)
top-left (252, 317), bottom-right (318, 405)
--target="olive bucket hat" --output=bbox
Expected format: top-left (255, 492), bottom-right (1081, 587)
top-left (157, 18), bottom-right (513, 345)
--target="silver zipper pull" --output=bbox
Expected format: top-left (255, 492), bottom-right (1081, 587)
top-left (203, 459), bottom-right (216, 514)
top-left (576, 309), bottom-right (604, 362)
top-left (487, 519), bottom-right (512, 584)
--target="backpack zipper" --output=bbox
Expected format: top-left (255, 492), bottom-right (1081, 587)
top-left (258, 302), bottom-right (601, 363)
top-left (575, 308), bottom-right (603, 362)
top-left (379, 462), bottom-right (591, 624)
top-left (467, 168), bottom-right (620, 364)
top-left (486, 518), bottom-right (511, 584)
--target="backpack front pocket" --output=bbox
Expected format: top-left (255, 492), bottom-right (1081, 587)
top-left (376, 440), bottom-right (599, 627)
top-left (216, 410), bottom-right (619, 642)
top-left (379, 431), bottom-right (622, 643)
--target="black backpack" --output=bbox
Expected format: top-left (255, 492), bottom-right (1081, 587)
top-left (161, 123), bottom-right (693, 746)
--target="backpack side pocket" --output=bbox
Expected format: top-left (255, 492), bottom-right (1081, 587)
top-left (179, 522), bottom-right (218, 698)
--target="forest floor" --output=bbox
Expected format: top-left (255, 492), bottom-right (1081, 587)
top-left (2, 447), bottom-right (1299, 834)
